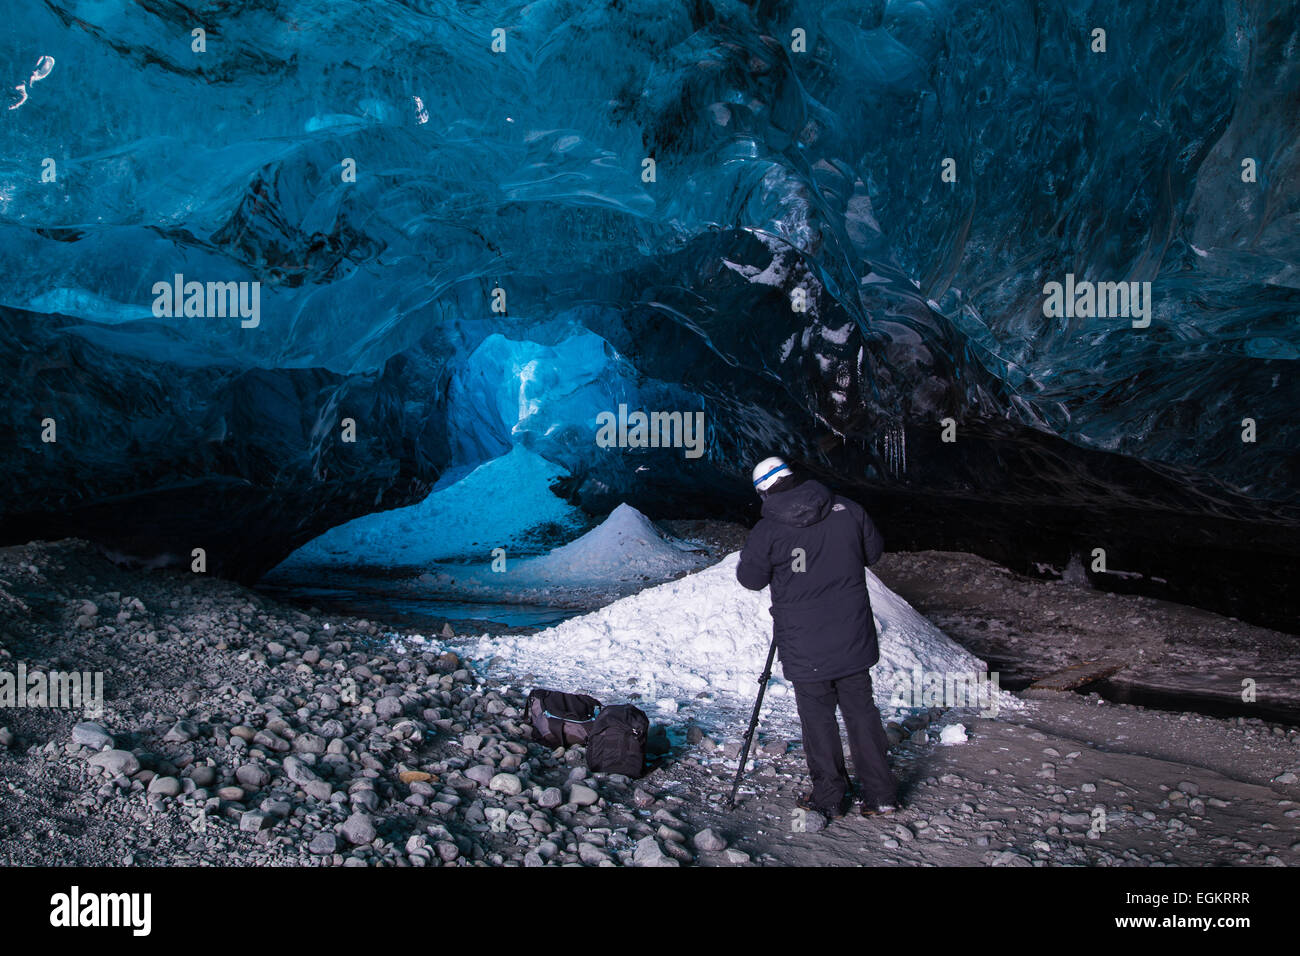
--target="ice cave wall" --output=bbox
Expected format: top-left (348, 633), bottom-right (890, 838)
top-left (0, 0), bottom-right (1296, 625)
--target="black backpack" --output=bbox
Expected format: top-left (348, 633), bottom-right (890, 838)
top-left (586, 703), bottom-right (650, 777)
top-left (527, 689), bottom-right (601, 747)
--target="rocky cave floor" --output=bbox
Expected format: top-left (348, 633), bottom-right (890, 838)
top-left (0, 535), bottom-right (1297, 867)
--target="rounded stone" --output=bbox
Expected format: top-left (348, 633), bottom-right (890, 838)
top-left (341, 812), bottom-right (377, 845)
top-left (489, 773), bottom-right (523, 795)
top-left (88, 749), bottom-right (140, 777)
top-left (72, 722), bottom-right (113, 750)
top-left (147, 775), bottom-right (182, 797)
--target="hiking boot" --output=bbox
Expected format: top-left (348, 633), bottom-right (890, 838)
top-left (797, 792), bottom-right (851, 818)
top-left (860, 802), bottom-right (899, 817)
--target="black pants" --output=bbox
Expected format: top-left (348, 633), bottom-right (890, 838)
top-left (793, 668), bottom-right (896, 809)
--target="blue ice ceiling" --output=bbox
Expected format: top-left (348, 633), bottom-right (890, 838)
top-left (0, 0), bottom-right (1297, 624)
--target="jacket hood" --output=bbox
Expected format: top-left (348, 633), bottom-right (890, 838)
top-left (761, 478), bottom-right (833, 528)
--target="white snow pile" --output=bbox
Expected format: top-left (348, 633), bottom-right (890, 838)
top-left (939, 723), bottom-right (969, 746)
top-left (413, 503), bottom-right (708, 604)
top-left (468, 552), bottom-right (1018, 733)
top-left (525, 503), bottom-right (705, 582)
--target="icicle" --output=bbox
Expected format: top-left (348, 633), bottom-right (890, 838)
top-left (880, 423), bottom-right (907, 480)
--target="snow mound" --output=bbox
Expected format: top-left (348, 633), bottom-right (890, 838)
top-left (468, 552), bottom-right (1018, 732)
top-left (410, 503), bottom-right (708, 605)
top-left (528, 503), bottom-right (704, 581)
top-left (275, 446), bottom-right (584, 569)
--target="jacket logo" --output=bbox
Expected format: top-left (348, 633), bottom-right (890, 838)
top-left (832, 503), bottom-right (846, 511)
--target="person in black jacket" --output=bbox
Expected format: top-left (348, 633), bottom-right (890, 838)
top-left (736, 456), bottom-right (898, 818)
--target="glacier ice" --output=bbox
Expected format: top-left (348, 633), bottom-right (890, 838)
top-left (274, 444), bottom-right (586, 570)
top-left (0, 0), bottom-right (1296, 625)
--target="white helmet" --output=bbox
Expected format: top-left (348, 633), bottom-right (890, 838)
top-left (751, 456), bottom-right (792, 494)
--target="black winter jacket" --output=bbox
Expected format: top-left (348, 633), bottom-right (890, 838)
top-left (736, 479), bottom-right (885, 683)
